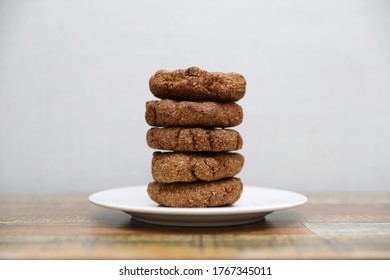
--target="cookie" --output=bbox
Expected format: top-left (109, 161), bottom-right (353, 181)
top-left (147, 178), bottom-right (243, 207)
top-left (149, 66), bottom-right (246, 102)
top-left (147, 127), bottom-right (243, 152)
top-left (145, 99), bottom-right (243, 127)
top-left (152, 152), bottom-right (244, 183)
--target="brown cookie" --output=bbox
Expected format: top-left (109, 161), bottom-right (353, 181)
top-left (147, 127), bottom-right (243, 152)
top-left (152, 152), bottom-right (244, 183)
top-left (147, 178), bottom-right (243, 207)
top-left (149, 66), bottom-right (246, 102)
top-left (145, 99), bottom-right (243, 127)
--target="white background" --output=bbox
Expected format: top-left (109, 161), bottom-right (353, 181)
top-left (1, 260), bottom-right (389, 280)
top-left (0, 0), bottom-right (389, 194)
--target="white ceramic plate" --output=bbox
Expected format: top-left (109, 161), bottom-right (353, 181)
top-left (89, 186), bottom-right (307, 227)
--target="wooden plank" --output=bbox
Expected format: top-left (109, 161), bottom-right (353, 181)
top-left (1, 193), bottom-right (390, 259)
top-left (304, 223), bottom-right (390, 236)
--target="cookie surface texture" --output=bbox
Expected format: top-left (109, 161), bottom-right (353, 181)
top-left (147, 127), bottom-right (243, 152)
top-left (147, 178), bottom-right (243, 207)
top-left (152, 152), bottom-right (244, 183)
top-left (149, 66), bottom-right (246, 102)
top-left (145, 99), bottom-right (243, 127)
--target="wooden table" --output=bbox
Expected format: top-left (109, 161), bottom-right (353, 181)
top-left (1, 192), bottom-right (389, 259)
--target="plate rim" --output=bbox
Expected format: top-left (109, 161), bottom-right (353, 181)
top-left (88, 185), bottom-right (308, 216)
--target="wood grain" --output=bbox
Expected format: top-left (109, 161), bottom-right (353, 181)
top-left (0, 193), bottom-right (389, 259)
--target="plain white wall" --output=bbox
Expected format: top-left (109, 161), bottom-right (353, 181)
top-left (0, 0), bottom-right (389, 194)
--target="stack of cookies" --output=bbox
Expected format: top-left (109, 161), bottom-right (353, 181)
top-left (145, 66), bottom-right (246, 207)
